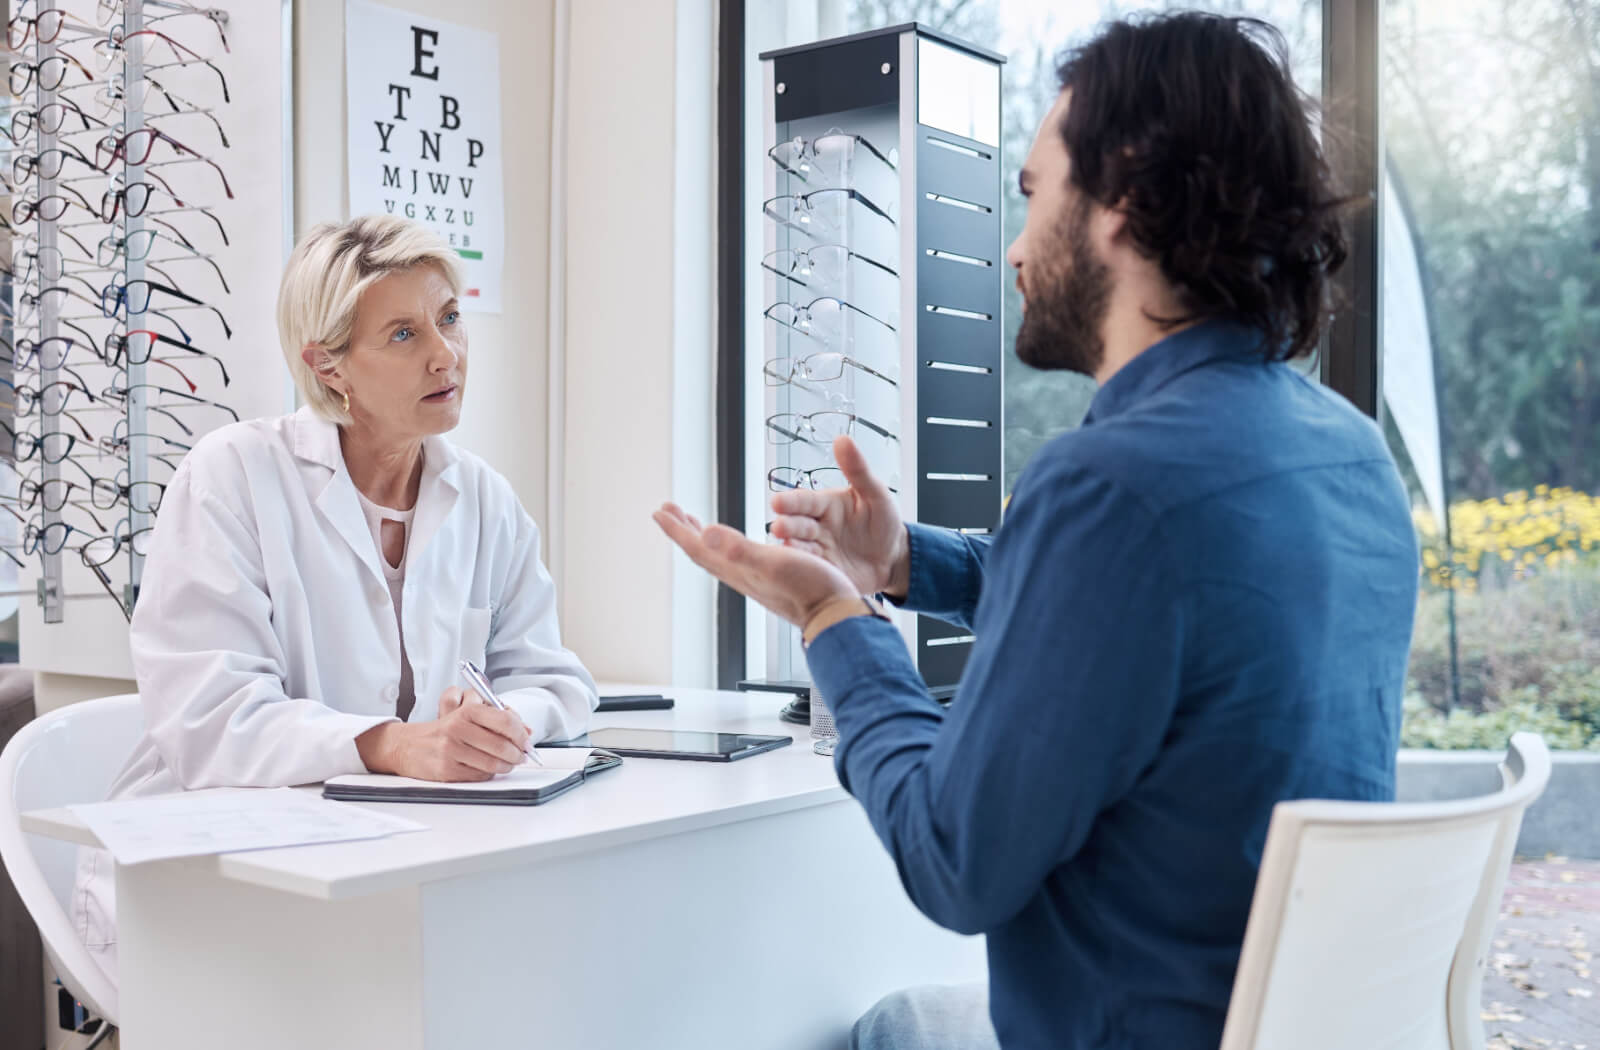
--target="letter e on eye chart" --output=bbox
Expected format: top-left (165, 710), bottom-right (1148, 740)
top-left (345, 0), bottom-right (506, 313)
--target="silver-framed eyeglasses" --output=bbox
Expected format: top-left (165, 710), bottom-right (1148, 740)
top-left (762, 188), bottom-right (895, 239)
top-left (768, 129), bottom-right (896, 185)
top-left (765, 411), bottom-right (896, 448)
top-left (761, 244), bottom-right (897, 287)
top-left (763, 351), bottom-right (896, 388)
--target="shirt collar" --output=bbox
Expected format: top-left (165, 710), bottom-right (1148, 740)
top-left (1084, 319), bottom-right (1266, 424)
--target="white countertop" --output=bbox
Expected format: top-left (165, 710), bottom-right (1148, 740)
top-left (22, 685), bottom-right (836, 902)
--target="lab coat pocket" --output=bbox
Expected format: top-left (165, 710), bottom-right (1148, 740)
top-left (459, 607), bottom-right (492, 666)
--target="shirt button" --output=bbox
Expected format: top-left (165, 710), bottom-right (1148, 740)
top-left (383, 684), bottom-right (399, 702)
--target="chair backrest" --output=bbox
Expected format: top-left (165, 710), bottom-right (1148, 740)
top-left (0, 693), bottom-right (144, 1026)
top-left (1219, 733), bottom-right (1552, 1050)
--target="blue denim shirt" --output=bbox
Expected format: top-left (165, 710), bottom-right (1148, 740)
top-left (807, 320), bottom-right (1420, 1050)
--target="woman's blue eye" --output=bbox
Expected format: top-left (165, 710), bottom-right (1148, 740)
top-left (391, 327), bottom-right (413, 342)
top-left (442, 311), bottom-right (460, 325)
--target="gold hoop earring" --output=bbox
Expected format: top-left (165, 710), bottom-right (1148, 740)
top-left (340, 390), bottom-right (351, 414)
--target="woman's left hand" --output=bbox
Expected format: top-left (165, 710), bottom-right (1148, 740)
top-left (652, 502), bottom-right (859, 627)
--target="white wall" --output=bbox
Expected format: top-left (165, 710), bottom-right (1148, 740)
top-left (561, 0), bottom-right (717, 686)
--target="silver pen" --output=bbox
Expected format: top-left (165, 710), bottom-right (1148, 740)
top-left (458, 658), bottom-right (542, 766)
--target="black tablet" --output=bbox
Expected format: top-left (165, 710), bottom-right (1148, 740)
top-left (544, 728), bottom-right (792, 762)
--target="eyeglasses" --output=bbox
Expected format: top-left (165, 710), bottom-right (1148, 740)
top-left (96, 0), bottom-right (230, 52)
top-left (100, 279), bottom-right (232, 337)
top-left (97, 232), bottom-right (229, 295)
top-left (93, 26), bottom-right (229, 103)
top-left (8, 52), bottom-right (96, 94)
top-left (102, 328), bottom-right (230, 385)
top-left (93, 126), bottom-right (233, 198)
top-left (768, 130), bottom-right (896, 185)
top-left (763, 296), bottom-right (896, 347)
top-left (101, 420), bottom-right (192, 458)
top-left (766, 466), bottom-right (846, 493)
top-left (764, 351), bottom-right (897, 389)
top-left (98, 380), bottom-right (239, 429)
top-left (765, 410), bottom-right (897, 448)
top-left (90, 474), bottom-right (165, 514)
top-left (11, 188), bottom-right (98, 225)
top-left (4, 378), bottom-right (94, 415)
top-left (8, 98), bottom-right (108, 142)
top-left (11, 143), bottom-right (103, 186)
top-left (23, 518), bottom-right (94, 556)
top-left (78, 520), bottom-right (155, 565)
top-left (99, 178), bottom-right (188, 222)
top-left (10, 475), bottom-right (79, 513)
top-left (761, 244), bottom-right (898, 288)
top-left (3, 422), bottom-right (76, 463)
top-left (7, 8), bottom-right (95, 49)
top-left (762, 188), bottom-right (895, 239)
top-left (90, 71), bottom-right (228, 149)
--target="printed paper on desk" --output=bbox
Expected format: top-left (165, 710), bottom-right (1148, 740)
top-left (70, 788), bottom-right (426, 865)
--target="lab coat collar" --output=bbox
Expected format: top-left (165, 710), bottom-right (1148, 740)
top-left (288, 406), bottom-right (464, 584)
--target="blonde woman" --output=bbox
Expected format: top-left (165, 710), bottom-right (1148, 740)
top-left (72, 215), bottom-right (597, 986)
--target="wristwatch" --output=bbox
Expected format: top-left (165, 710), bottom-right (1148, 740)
top-left (801, 595), bottom-right (891, 649)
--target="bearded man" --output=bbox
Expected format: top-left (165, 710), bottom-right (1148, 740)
top-left (656, 12), bottom-right (1421, 1050)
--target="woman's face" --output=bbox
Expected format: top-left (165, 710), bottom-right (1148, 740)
top-left (330, 263), bottom-right (466, 442)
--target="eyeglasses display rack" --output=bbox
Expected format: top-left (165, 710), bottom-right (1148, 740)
top-left (747, 25), bottom-right (1005, 703)
top-left (5, 0), bottom-right (235, 625)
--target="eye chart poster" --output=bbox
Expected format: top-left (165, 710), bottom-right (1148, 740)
top-left (346, 0), bottom-right (505, 312)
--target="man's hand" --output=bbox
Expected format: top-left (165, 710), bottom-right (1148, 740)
top-left (769, 436), bottom-right (911, 600)
top-left (356, 689), bottom-right (531, 781)
top-left (653, 502), bottom-right (859, 626)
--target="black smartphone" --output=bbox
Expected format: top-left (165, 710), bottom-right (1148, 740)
top-left (596, 695), bottom-right (676, 712)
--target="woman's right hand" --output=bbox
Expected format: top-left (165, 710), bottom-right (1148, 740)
top-left (769, 435), bottom-right (911, 600)
top-left (356, 689), bottom-right (531, 781)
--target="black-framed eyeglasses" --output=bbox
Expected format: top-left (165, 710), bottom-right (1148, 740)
top-left (78, 519), bottom-right (156, 565)
top-left (100, 279), bottom-right (232, 338)
top-left (7, 474), bottom-right (79, 513)
top-left (765, 410), bottom-right (897, 448)
top-left (11, 143), bottom-right (102, 188)
top-left (103, 328), bottom-right (229, 385)
top-left (100, 421), bottom-right (193, 458)
top-left (24, 518), bottom-right (93, 556)
top-left (8, 98), bottom-right (108, 143)
top-left (763, 351), bottom-right (897, 389)
top-left (3, 422), bottom-right (76, 464)
top-left (11, 187), bottom-right (98, 225)
top-left (90, 473), bottom-right (165, 515)
top-left (3, 377), bottom-right (96, 415)
top-left (8, 51), bottom-right (96, 94)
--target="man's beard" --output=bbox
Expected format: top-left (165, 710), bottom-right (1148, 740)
top-left (1014, 196), bottom-right (1112, 377)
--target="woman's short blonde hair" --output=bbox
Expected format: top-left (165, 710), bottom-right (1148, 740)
top-left (277, 215), bottom-right (463, 423)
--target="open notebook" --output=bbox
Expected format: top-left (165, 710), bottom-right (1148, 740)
top-left (323, 748), bottom-right (622, 806)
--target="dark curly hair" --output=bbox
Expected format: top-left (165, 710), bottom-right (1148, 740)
top-left (1056, 12), bottom-right (1350, 361)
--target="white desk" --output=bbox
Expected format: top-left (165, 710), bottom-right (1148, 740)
top-left (24, 687), bottom-right (986, 1050)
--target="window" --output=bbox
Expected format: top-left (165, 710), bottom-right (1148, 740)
top-left (723, 1), bottom-right (1334, 685)
top-left (1382, 0), bottom-right (1600, 749)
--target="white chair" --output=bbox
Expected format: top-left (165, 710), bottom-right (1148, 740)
top-left (0, 693), bottom-right (144, 1028)
top-left (1220, 732), bottom-right (1552, 1050)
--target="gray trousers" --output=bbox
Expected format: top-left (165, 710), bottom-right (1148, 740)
top-left (851, 983), bottom-right (1001, 1050)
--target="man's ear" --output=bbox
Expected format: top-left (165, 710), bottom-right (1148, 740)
top-left (301, 343), bottom-right (340, 381)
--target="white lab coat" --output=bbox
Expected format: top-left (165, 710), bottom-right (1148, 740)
top-left (72, 406), bottom-right (597, 984)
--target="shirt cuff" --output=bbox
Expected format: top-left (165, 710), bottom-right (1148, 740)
top-left (893, 522), bottom-right (978, 617)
